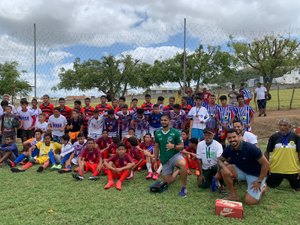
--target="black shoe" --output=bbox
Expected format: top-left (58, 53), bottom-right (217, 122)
top-left (11, 167), bottom-right (25, 173)
top-left (7, 159), bottom-right (16, 168)
top-left (88, 176), bottom-right (99, 181)
top-left (58, 168), bottom-right (72, 174)
top-left (258, 114), bottom-right (261, 117)
top-left (264, 114), bottom-right (267, 117)
top-left (37, 166), bottom-right (44, 173)
top-left (72, 173), bottom-right (84, 181)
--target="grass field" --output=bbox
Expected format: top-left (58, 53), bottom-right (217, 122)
top-left (0, 137), bottom-right (299, 225)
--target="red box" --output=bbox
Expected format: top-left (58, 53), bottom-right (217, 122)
top-left (215, 199), bottom-right (243, 219)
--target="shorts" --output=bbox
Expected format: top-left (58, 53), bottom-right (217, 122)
top-left (266, 173), bottom-right (300, 190)
top-left (199, 165), bottom-right (218, 189)
top-left (233, 165), bottom-right (266, 201)
top-left (191, 128), bottom-right (204, 141)
top-left (35, 155), bottom-right (49, 164)
top-left (20, 129), bottom-right (34, 142)
top-left (162, 153), bottom-right (184, 176)
top-left (257, 99), bottom-right (266, 109)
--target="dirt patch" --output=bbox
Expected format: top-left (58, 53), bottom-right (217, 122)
top-left (252, 109), bottom-right (300, 140)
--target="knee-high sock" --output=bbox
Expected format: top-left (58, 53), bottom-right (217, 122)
top-left (107, 169), bottom-right (114, 181)
top-left (119, 170), bottom-right (130, 182)
top-left (14, 154), bottom-right (26, 164)
top-left (156, 163), bottom-right (162, 174)
top-left (42, 160), bottom-right (50, 168)
top-left (31, 148), bottom-right (39, 157)
top-left (138, 159), bottom-right (146, 169)
top-left (60, 152), bottom-right (71, 165)
top-left (184, 157), bottom-right (190, 169)
top-left (146, 162), bottom-right (152, 172)
top-left (48, 151), bottom-right (56, 165)
top-left (22, 162), bottom-right (33, 170)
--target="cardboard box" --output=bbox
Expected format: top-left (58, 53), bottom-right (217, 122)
top-left (215, 199), bottom-right (243, 219)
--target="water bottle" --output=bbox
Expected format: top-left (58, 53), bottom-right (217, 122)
top-left (212, 176), bottom-right (217, 192)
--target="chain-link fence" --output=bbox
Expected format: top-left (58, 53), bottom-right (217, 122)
top-left (1, 21), bottom-right (300, 109)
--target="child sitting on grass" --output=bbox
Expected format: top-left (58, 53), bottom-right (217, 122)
top-left (0, 136), bottom-right (18, 166)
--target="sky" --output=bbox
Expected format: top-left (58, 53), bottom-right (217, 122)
top-left (0, 0), bottom-right (300, 97)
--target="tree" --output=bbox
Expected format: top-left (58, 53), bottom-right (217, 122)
top-left (229, 35), bottom-right (300, 91)
top-left (55, 55), bottom-right (156, 99)
top-left (0, 62), bottom-right (32, 102)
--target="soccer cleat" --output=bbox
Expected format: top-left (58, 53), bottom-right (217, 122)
top-left (115, 181), bottom-right (122, 190)
top-left (7, 159), bottom-right (16, 168)
top-left (152, 172), bottom-right (159, 180)
top-left (146, 172), bottom-right (153, 179)
top-left (72, 173), bottom-right (84, 181)
top-left (88, 176), bottom-right (99, 181)
top-left (37, 166), bottom-right (44, 173)
top-left (11, 167), bottom-right (25, 173)
top-left (126, 171), bottom-right (134, 180)
top-left (178, 187), bottom-right (187, 198)
top-left (51, 164), bottom-right (62, 171)
top-left (104, 181), bottom-right (114, 189)
top-left (195, 169), bottom-right (200, 176)
top-left (58, 168), bottom-right (71, 174)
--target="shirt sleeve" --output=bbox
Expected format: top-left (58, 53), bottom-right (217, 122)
top-left (216, 143), bottom-right (223, 157)
top-left (196, 143), bottom-right (202, 159)
top-left (125, 154), bottom-right (134, 163)
top-left (175, 130), bottom-right (183, 145)
top-left (266, 135), bottom-right (276, 152)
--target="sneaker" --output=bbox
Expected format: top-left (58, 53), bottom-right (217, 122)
top-left (58, 168), bottom-right (71, 174)
top-left (115, 181), bottom-right (122, 190)
top-left (72, 173), bottom-right (84, 181)
top-left (88, 176), bottom-right (99, 181)
top-left (126, 171), bottom-right (134, 180)
top-left (11, 167), bottom-right (25, 173)
top-left (104, 181), bottom-right (114, 189)
top-left (179, 187), bottom-right (187, 198)
top-left (152, 172), bottom-right (159, 180)
top-left (7, 159), bottom-right (16, 168)
top-left (146, 172), bottom-right (153, 179)
top-left (37, 166), bottom-right (44, 173)
top-left (50, 164), bottom-right (59, 171)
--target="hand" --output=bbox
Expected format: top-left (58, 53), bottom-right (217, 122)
top-left (251, 180), bottom-right (261, 192)
top-left (115, 168), bottom-right (122, 173)
top-left (153, 159), bottom-right (158, 171)
top-left (166, 142), bottom-right (175, 150)
top-left (59, 127), bottom-right (65, 132)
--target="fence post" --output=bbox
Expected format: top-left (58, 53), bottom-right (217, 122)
top-left (277, 85), bottom-right (280, 110)
top-left (289, 87), bottom-right (295, 109)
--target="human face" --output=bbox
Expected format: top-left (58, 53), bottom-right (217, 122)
top-left (53, 109), bottom-right (60, 118)
top-left (44, 136), bottom-right (51, 145)
top-left (102, 131), bottom-right (108, 138)
top-left (93, 112), bottom-right (99, 119)
top-left (5, 137), bottom-right (12, 145)
top-left (233, 122), bottom-right (244, 135)
top-left (61, 138), bottom-right (68, 145)
top-left (100, 97), bottom-right (106, 104)
top-left (117, 146), bottom-right (126, 157)
top-left (87, 140), bottom-right (95, 150)
top-left (5, 107), bottom-right (12, 114)
top-left (74, 103), bottom-right (80, 109)
top-left (31, 100), bottom-right (37, 108)
top-left (145, 97), bottom-right (151, 103)
top-left (221, 99), bottom-right (227, 106)
top-left (72, 111), bottom-right (78, 119)
top-left (181, 98), bottom-right (187, 105)
top-left (39, 114), bottom-right (45, 122)
top-left (196, 99), bottom-right (202, 106)
top-left (35, 132), bottom-right (42, 140)
top-left (59, 100), bottom-right (65, 108)
top-left (144, 135), bottom-right (151, 143)
top-left (181, 132), bottom-right (188, 141)
top-left (119, 99), bottom-right (125, 106)
top-left (174, 108), bottom-right (180, 114)
top-left (78, 136), bottom-right (85, 144)
top-left (209, 96), bottom-right (215, 104)
top-left (85, 99), bottom-right (90, 106)
top-left (122, 108), bottom-right (128, 114)
top-left (132, 100), bottom-right (138, 107)
top-left (204, 132), bottom-right (214, 144)
top-left (112, 100), bottom-right (118, 108)
top-left (227, 132), bottom-right (240, 149)
top-left (153, 107), bottom-right (160, 114)
top-left (278, 121), bottom-right (290, 135)
top-left (237, 97), bottom-right (244, 105)
top-left (161, 116), bottom-right (170, 129)
top-left (43, 96), bottom-right (49, 104)
top-left (128, 129), bottom-right (135, 137)
top-left (21, 104), bottom-right (28, 110)
top-left (169, 98), bottom-right (175, 105)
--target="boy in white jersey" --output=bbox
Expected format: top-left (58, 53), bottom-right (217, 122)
top-left (18, 100), bottom-right (36, 142)
top-left (69, 133), bottom-right (87, 166)
top-left (35, 113), bottom-right (48, 134)
top-left (88, 109), bottom-right (103, 140)
top-left (48, 107), bottom-right (67, 143)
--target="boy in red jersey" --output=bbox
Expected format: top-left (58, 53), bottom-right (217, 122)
top-left (181, 138), bottom-right (199, 176)
top-left (83, 97), bottom-right (95, 137)
top-left (95, 95), bottom-right (112, 114)
top-left (73, 100), bottom-right (85, 116)
top-left (127, 136), bottom-right (146, 178)
top-left (72, 138), bottom-right (103, 181)
top-left (141, 94), bottom-right (153, 113)
top-left (104, 143), bottom-right (135, 190)
top-left (96, 130), bottom-right (112, 158)
top-left (58, 97), bottom-right (72, 121)
top-left (129, 98), bottom-right (139, 113)
top-left (39, 94), bottom-right (54, 122)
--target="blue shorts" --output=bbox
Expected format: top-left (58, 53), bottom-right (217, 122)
top-left (233, 165), bottom-right (266, 201)
top-left (191, 128), bottom-right (204, 141)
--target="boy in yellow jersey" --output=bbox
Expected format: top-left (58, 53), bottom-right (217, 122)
top-left (11, 133), bottom-right (61, 173)
top-left (265, 118), bottom-right (300, 191)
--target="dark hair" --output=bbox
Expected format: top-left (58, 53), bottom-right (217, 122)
top-left (43, 94), bottom-right (50, 98)
top-left (87, 137), bottom-right (95, 143)
top-left (236, 94), bottom-right (244, 100)
top-left (137, 108), bottom-right (144, 114)
top-left (31, 98), bottom-right (38, 103)
top-left (1, 100), bottom-right (9, 107)
top-left (112, 136), bottom-right (120, 144)
top-left (153, 104), bottom-right (159, 108)
top-left (226, 128), bottom-right (239, 135)
top-left (102, 129), bottom-right (109, 133)
top-left (127, 136), bottom-right (138, 147)
top-left (74, 100), bottom-right (81, 105)
top-left (121, 104), bottom-right (128, 109)
top-left (144, 133), bottom-right (152, 138)
top-left (61, 134), bottom-right (70, 142)
top-left (132, 98), bottom-right (138, 102)
top-left (182, 129), bottom-right (189, 135)
top-left (195, 95), bottom-right (202, 100)
top-left (128, 128), bottom-right (135, 133)
top-left (157, 96), bottom-right (164, 101)
top-left (107, 109), bottom-right (115, 115)
top-left (161, 114), bottom-right (170, 120)
top-left (219, 95), bottom-right (227, 100)
top-left (85, 97), bottom-right (91, 101)
top-left (145, 94), bottom-right (151, 98)
top-left (59, 97), bottom-right (65, 102)
top-left (117, 143), bottom-right (127, 149)
top-left (44, 133), bottom-right (52, 139)
top-left (20, 99), bottom-right (29, 105)
top-left (233, 120), bottom-right (243, 126)
top-left (173, 104), bottom-right (181, 109)
top-left (119, 96), bottom-right (126, 102)
top-left (169, 96), bottom-right (175, 101)
top-left (34, 129), bottom-right (43, 135)
top-left (54, 107), bottom-right (61, 111)
top-left (77, 133), bottom-right (85, 138)
top-left (189, 138), bottom-right (198, 145)
top-left (5, 136), bottom-right (13, 140)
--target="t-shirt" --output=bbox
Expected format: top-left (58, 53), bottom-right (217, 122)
top-left (95, 104), bottom-right (112, 114)
top-left (139, 142), bottom-right (154, 154)
top-left (79, 147), bottom-right (101, 163)
top-left (149, 113), bottom-right (162, 128)
top-left (1, 114), bottom-right (20, 134)
top-left (0, 143), bottom-right (18, 157)
top-left (141, 102), bottom-right (153, 113)
top-left (73, 140), bottom-right (87, 157)
top-left (170, 110), bottom-right (186, 130)
top-left (217, 105), bottom-right (235, 130)
top-left (116, 111), bottom-right (134, 133)
top-left (234, 105), bottom-right (254, 131)
top-left (18, 109), bottom-right (34, 130)
top-left (88, 115), bottom-right (104, 136)
top-left (39, 103), bottom-right (54, 122)
top-left (267, 132), bottom-right (300, 174)
top-left (36, 141), bottom-right (61, 156)
top-left (96, 137), bottom-right (112, 149)
top-left (243, 131), bottom-right (258, 145)
top-left (196, 140), bottom-right (223, 170)
top-left (30, 107), bottom-right (42, 120)
top-left (48, 115), bottom-right (67, 137)
top-left (128, 146), bottom-right (143, 160)
top-left (154, 128), bottom-right (182, 164)
top-left (187, 106), bottom-right (209, 129)
top-left (59, 106), bottom-right (72, 121)
top-left (255, 86), bottom-right (267, 100)
top-left (107, 154), bottom-right (134, 168)
top-left (60, 142), bottom-right (74, 157)
top-left (205, 104), bottom-right (220, 130)
top-left (132, 115), bottom-right (149, 133)
top-left (222, 141), bottom-right (262, 176)
top-left (35, 121), bottom-right (48, 133)
top-left (68, 117), bottom-right (83, 132)
top-left (103, 116), bottom-right (119, 137)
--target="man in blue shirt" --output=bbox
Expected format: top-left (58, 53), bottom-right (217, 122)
top-left (218, 128), bottom-right (269, 205)
top-left (0, 136), bottom-right (18, 166)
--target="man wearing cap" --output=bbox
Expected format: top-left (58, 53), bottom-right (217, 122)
top-left (218, 128), bottom-right (269, 205)
top-left (196, 128), bottom-right (223, 189)
top-left (254, 82), bottom-right (268, 117)
top-left (265, 119), bottom-right (300, 191)
top-left (87, 109), bottom-right (104, 140)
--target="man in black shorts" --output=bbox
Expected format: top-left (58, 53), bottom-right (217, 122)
top-left (265, 118), bottom-right (300, 191)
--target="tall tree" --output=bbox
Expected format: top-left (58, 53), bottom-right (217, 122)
top-left (229, 35), bottom-right (300, 91)
top-left (0, 62), bottom-right (32, 103)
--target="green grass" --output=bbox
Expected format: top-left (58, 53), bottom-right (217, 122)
top-left (0, 158), bottom-right (299, 225)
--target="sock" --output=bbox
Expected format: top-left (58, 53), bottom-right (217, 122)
top-left (48, 151), bottom-right (56, 165)
top-left (43, 161), bottom-right (50, 168)
top-left (107, 169), bottom-right (114, 181)
top-left (66, 165), bottom-right (71, 170)
top-left (146, 163), bottom-right (153, 172)
top-left (22, 162), bottom-right (33, 170)
top-left (119, 170), bottom-right (130, 182)
top-left (156, 164), bottom-right (162, 174)
top-left (14, 154), bottom-right (26, 164)
top-left (31, 148), bottom-right (39, 157)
